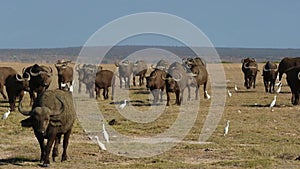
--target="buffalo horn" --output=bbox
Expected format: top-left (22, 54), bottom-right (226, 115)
top-left (29, 67), bottom-right (41, 76)
top-left (173, 73), bottom-right (182, 82)
top-left (23, 72), bottom-right (31, 81)
top-left (16, 74), bottom-right (24, 82)
top-left (18, 100), bottom-right (31, 116)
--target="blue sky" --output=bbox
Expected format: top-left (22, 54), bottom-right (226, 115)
top-left (0, 0), bottom-right (299, 49)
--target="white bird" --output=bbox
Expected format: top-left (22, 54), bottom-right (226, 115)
top-left (95, 136), bottom-right (107, 151)
top-left (227, 90), bottom-right (232, 97)
top-left (119, 100), bottom-right (127, 109)
top-left (275, 81), bottom-right (282, 86)
top-left (61, 83), bottom-right (67, 88)
top-left (234, 84), bottom-right (238, 92)
top-left (270, 95), bottom-right (277, 111)
top-left (205, 91), bottom-right (211, 99)
top-left (224, 120), bottom-right (230, 136)
top-left (2, 108), bottom-right (11, 120)
top-left (102, 123), bottom-right (109, 143)
top-left (69, 84), bottom-right (74, 92)
top-left (276, 83), bottom-right (282, 94)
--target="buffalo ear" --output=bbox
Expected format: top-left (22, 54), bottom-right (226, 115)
top-left (21, 117), bottom-right (34, 128)
top-left (241, 59), bottom-right (245, 63)
top-left (50, 120), bottom-right (62, 127)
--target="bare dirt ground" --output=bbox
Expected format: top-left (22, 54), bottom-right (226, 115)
top-left (1, 62), bottom-right (300, 169)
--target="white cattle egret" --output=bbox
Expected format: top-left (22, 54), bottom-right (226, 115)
top-left (61, 83), bottom-right (67, 88)
top-left (270, 95), bottom-right (277, 111)
top-left (69, 84), bottom-right (74, 92)
top-left (276, 83), bottom-right (282, 94)
top-left (205, 91), bottom-right (211, 99)
top-left (119, 100), bottom-right (127, 109)
top-left (227, 90), bottom-right (232, 97)
top-left (102, 123), bottom-right (109, 142)
top-left (234, 84), bottom-right (238, 92)
top-left (275, 81), bottom-right (282, 86)
top-left (2, 108), bottom-right (11, 120)
top-left (95, 136), bottom-right (107, 151)
top-left (224, 120), bottom-right (230, 136)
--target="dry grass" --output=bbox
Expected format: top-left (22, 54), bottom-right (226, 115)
top-left (1, 62), bottom-right (300, 168)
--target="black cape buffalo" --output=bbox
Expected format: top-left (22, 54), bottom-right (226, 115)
top-left (0, 67), bottom-right (17, 99)
top-left (22, 64), bottom-right (53, 106)
top-left (285, 67), bottom-right (300, 105)
top-left (241, 58), bottom-right (258, 89)
top-left (55, 60), bottom-right (74, 91)
top-left (262, 61), bottom-right (278, 93)
top-left (95, 69), bottom-right (115, 100)
top-left (132, 60), bottom-right (148, 86)
top-left (146, 69), bottom-right (167, 104)
top-left (5, 73), bottom-right (30, 111)
top-left (115, 60), bottom-right (133, 89)
top-left (164, 62), bottom-right (188, 106)
top-left (19, 89), bottom-right (75, 167)
top-left (278, 57), bottom-right (300, 84)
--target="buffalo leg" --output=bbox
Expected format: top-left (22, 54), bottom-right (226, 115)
top-left (127, 77), bottom-right (130, 89)
top-left (34, 131), bottom-right (45, 163)
top-left (61, 129), bottom-right (72, 162)
top-left (0, 84), bottom-right (7, 99)
top-left (78, 81), bottom-right (82, 93)
top-left (52, 134), bottom-right (62, 162)
top-left (119, 77), bottom-right (123, 88)
top-left (133, 76), bottom-right (136, 86)
top-left (264, 80), bottom-right (268, 92)
top-left (187, 86), bottom-right (191, 101)
top-left (43, 132), bottom-right (57, 167)
top-left (175, 90), bottom-right (180, 105)
top-left (166, 92), bottom-right (170, 106)
top-left (203, 82), bottom-right (207, 99)
top-left (195, 85), bottom-right (199, 100)
top-left (160, 88), bottom-right (164, 102)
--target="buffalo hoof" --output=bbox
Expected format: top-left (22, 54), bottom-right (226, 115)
top-left (61, 155), bottom-right (67, 162)
top-left (42, 163), bottom-right (50, 167)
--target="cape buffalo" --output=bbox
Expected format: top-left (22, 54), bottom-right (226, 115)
top-left (151, 59), bottom-right (169, 71)
top-left (22, 64), bottom-right (53, 106)
top-left (262, 61), bottom-right (278, 93)
top-left (285, 67), bottom-right (300, 105)
top-left (55, 60), bottom-right (73, 91)
top-left (278, 57), bottom-right (300, 84)
top-left (95, 69), bottom-right (115, 100)
top-left (75, 64), bottom-right (101, 94)
top-left (146, 69), bottom-right (166, 104)
top-left (183, 56), bottom-right (206, 68)
top-left (132, 60), bottom-right (148, 86)
top-left (19, 89), bottom-right (75, 167)
top-left (5, 73), bottom-right (30, 111)
top-left (188, 64), bottom-right (208, 100)
top-left (0, 67), bottom-right (17, 99)
top-left (115, 60), bottom-right (133, 89)
top-left (241, 58), bottom-right (258, 89)
top-left (164, 62), bottom-right (188, 106)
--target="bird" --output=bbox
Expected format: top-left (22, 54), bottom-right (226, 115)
top-left (276, 83), bottom-right (282, 94)
top-left (224, 120), bottom-right (230, 136)
top-left (227, 90), bottom-right (232, 97)
top-left (205, 91), bottom-right (211, 99)
top-left (94, 136), bottom-right (107, 151)
top-left (119, 100), bottom-right (127, 109)
top-left (102, 123), bottom-right (109, 143)
top-left (234, 84), bottom-right (238, 92)
top-left (2, 108), bottom-right (11, 120)
top-left (270, 95), bottom-right (277, 111)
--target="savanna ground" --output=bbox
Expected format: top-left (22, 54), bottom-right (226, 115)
top-left (1, 61), bottom-right (300, 169)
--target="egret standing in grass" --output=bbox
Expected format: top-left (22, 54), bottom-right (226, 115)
top-left (234, 84), bottom-right (238, 92)
top-left (276, 83), bottom-right (282, 94)
top-left (119, 100), bottom-right (127, 109)
top-left (205, 91), bottom-right (211, 99)
top-left (95, 136), bottom-right (107, 151)
top-left (270, 95), bottom-right (277, 111)
top-left (224, 120), bottom-right (230, 136)
top-left (102, 123), bottom-right (109, 143)
top-left (227, 90), bottom-right (232, 97)
top-left (2, 108), bottom-right (11, 125)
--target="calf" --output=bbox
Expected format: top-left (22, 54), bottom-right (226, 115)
top-left (262, 61), bottom-right (278, 93)
top-left (146, 69), bottom-right (166, 104)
